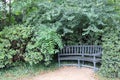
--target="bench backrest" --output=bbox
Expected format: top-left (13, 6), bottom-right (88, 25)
top-left (59, 45), bottom-right (102, 56)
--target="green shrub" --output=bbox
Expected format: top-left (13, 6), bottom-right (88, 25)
top-left (0, 25), bottom-right (32, 68)
top-left (25, 25), bottom-right (63, 65)
top-left (0, 24), bottom-right (62, 68)
top-left (100, 27), bottom-right (120, 78)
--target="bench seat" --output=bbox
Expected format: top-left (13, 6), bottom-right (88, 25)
top-left (59, 56), bottom-right (80, 60)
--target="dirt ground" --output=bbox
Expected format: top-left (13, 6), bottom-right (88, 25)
top-left (21, 66), bottom-right (99, 80)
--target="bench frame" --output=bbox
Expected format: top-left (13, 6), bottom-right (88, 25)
top-left (58, 45), bottom-right (102, 71)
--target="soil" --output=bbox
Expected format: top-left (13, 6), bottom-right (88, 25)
top-left (20, 66), bottom-right (99, 80)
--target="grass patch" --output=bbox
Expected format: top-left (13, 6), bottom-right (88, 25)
top-left (0, 62), bottom-right (58, 80)
top-left (98, 76), bottom-right (119, 80)
top-left (96, 73), bottom-right (120, 80)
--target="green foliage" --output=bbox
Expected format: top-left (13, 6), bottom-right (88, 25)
top-left (25, 25), bottom-right (63, 65)
top-left (0, 0), bottom-right (118, 45)
top-left (0, 1), bottom-right (7, 28)
top-left (19, 0), bottom-right (119, 45)
top-left (0, 25), bottom-right (32, 68)
top-left (0, 24), bottom-right (62, 68)
top-left (100, 27), bottom-right (120, 78)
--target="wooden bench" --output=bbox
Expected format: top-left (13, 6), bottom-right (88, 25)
top-left (58, 45), bottom-right (102, 71)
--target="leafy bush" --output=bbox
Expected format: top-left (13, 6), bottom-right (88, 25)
top-left (0, 25), bottom-right (32, 68)
top-left (25, 25), bottom-right (63, 65)
top-left (0, 24), bottom-right (62, 68)
top-left (100, 27), bottom-right (120, 78)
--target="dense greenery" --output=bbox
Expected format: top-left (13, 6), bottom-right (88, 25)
top-left (0, 0), bottom-right (120, 78)
top-left (100, 27), bottom-right (120, 78)
top-left (14, 0), bottom-right (119, 45)
top-left (0, 25), bottom-right (32, 68)
top-left (1, 0), bottom-right (119, 44)
top-left (0, 25), bottom-right (62, 68)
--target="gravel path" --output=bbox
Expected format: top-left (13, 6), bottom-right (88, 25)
top-left (21, 66), bottom-right (99, 80)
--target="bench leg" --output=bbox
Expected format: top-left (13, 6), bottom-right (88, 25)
top-left (58, 59), bottom-right (61, 67)
top-left (82, 61), bottom-right (84, 66)
top-left (93, 62), bottom-right (96, 71)
top-left (78, 59), bottom-right (80, 68)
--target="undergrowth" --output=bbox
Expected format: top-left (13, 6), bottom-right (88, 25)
top-left (0, 62), bottom-right (58, 80)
